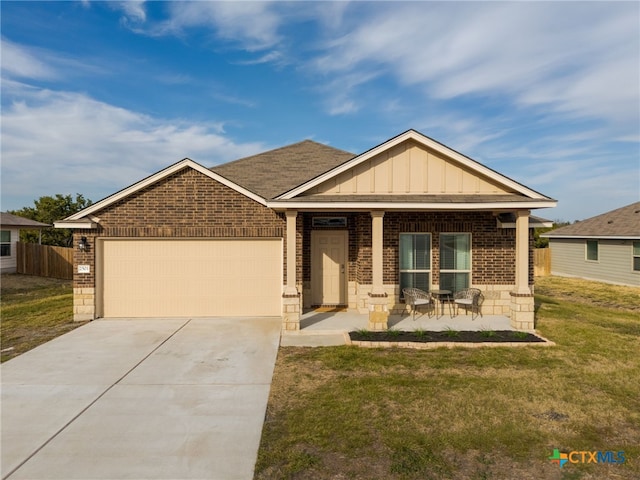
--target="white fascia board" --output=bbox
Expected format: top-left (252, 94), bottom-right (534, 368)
top-left (278, 130), bottom-right (548, 200)
top-left (54, 221), bottom-right (97, 229)
top-left (268, 200), bottom-right (556, 210)
top-left (542, 234), bottom-right (640, 240)
top-left (498, 219), bottom-right (554, 229)
top-left (64, 159), bottom-right (266, 221)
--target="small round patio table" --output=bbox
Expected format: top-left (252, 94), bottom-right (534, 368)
top-left (430, 289), bottom-right (452, 318)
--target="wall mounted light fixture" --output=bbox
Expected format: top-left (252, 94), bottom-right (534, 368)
top-left (78, 236), bottom-right (88, 252)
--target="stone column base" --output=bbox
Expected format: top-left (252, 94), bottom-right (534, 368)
top-left (509, 292), bottom-right (535, 330)
top-left (368, 293), bottom-right (389, 331)
top-left (282, 293), bottom-right (301, 331)
top-left (73, 288), bottom-right (95, 321)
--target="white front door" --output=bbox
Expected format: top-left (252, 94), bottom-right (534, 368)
top-left (311, 231), bottom-right (347, 305)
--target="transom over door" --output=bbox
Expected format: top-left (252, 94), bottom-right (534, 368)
top-left (311, 231), bottom-right (347, 305)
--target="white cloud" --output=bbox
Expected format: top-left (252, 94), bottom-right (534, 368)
top-left (155, 2), bottom-right (283, 51)
top-left (310, 2), bottom-right (639, 129)
top-left (1, 86), bottom-right (266, 209)
top-left (118, 0), bottom-right (146, 23)
top-left (1, 37), bottom-right (57, 80)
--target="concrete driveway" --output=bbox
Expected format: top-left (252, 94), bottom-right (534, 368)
top-left (1, 317), bottom-right (281, 480)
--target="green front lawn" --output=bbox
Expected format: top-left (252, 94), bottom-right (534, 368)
top-left (1, 274), bottom-right (85, 362)
top-left (255, 277), bottom-right (640, 479)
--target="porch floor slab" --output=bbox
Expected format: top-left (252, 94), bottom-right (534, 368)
top-left (281, 311), bottom-right (514, 346)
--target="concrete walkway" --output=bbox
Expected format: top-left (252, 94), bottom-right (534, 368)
top-left (1, 317), bottom-right (281, 480)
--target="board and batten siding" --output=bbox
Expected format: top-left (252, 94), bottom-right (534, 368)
top-left (549, 238), bottom-right (640, 287)
top-left (308, 141), bottom-right (513, 195)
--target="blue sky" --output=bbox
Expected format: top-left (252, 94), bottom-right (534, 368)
top-left (2, 1), bottom-right (638, 222)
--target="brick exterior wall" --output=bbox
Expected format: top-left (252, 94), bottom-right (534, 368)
top-left (301, 211), bottom-right (532, 288)
top-left (71, 165), bottom-right (534, 324)
top-left (73, 167), bottom-right (285, 290)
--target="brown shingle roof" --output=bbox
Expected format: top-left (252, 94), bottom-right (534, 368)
top-left (0, 212), bottom-right (50, 228)
top-left (210, 140), bottom-right (355, 199)
top-left (545, 202), bottom-right (640, 238)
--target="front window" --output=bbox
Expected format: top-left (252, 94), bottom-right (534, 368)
top-left (399, 233), bottom-right (431, 294)
top-left (633, 241), bottom-right (640, 272)
top-left (586, 240), bottom-right (598, 261)
top-left (440, 233), bottom-right (471, 293)
top-left (1, 230), bottom-right (11, 257)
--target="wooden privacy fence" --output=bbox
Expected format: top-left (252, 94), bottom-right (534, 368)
top-left (16, 242), bottom-right (73, 280)
top-left (534, 248), bottom-right (551, 277)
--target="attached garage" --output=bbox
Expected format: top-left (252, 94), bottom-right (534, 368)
top-left (99, 239), bottom-right (282, 317)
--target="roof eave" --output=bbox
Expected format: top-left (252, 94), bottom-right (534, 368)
top-left (54, 220), bottom-right (98, 229)
top-left (268, 200), bottom-right (557, 211)
top-left (542, 234), bottom-right (640, 240)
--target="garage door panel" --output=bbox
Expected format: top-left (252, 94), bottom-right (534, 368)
top-left (102, 239), bottom-right (282, 317)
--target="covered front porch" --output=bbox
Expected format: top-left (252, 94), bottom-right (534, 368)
top-left (299, 309), bottom-right (514, 333)
top-left (280, 308), bottom-right (517, 347)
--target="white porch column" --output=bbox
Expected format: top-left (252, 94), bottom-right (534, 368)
top-left (284, 210), bottom-right (298, 295)
top-left (368, 210), bottom-right (388, 330)
top-left (510, 209), bottom-right (535, 330)
top-left (282, 210), bottom-right (300, 331)
top-left (514, 210), bottom-right (531, 295)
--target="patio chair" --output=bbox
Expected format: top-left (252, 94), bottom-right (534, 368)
top-left (453, 288), bottom-right (483, 320)
top-left (402, 288), bottom-right (434, 320)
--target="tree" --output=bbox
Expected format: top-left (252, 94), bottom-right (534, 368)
top-left (534, 220), bottom-right (571, 248)
top-left (9, 194), bottom-right (92, 247)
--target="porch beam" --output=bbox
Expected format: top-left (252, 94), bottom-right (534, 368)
top-left (284, 210), bottom-right (298, 295)
top-left (514, 210), bottom-right (531, 294)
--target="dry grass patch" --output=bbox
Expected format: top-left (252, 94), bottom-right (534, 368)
top-left (1, 274), bottom-right (85, 362)
top-left (256, 277), bottom-right (640, 479)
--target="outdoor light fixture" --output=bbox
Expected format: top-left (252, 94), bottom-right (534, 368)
top-left (78, 237), bottom-right (88, 252)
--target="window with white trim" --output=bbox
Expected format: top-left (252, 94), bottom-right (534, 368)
top-left (586, 240), bottom-right (598, 261)
top-left (633, 241), bottom-right (640, 272)
top-left (440, 233), bottom-right (471, 293)
top-left (399, 233), bottom-right (431, 294)
top-left (1, 230), bottom-right (11, 257)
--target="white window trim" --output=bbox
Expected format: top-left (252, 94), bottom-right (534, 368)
top-left (0, 230), bottom-right (11, 257)
top-left (585, 239), bottom-right (599, 262)
top-left (399, 233), bottom-right (432, 294)
top-left (439, 233), bottom-right (472, 289)
top-left (632, 241), bottom-right (640, 273)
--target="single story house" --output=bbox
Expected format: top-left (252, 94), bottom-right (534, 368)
top-left (542, 202), bottom-right (640, 286)
top-left (55, 129), bottom-right (556, 330)
top-left (0, 212), bottom-right (50, 274)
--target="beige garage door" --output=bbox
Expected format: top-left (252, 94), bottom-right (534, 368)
top-left (101, 239), bottom-right (282, 317)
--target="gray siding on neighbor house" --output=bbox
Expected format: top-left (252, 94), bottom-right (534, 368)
top-left (0, 227), bottom-right (18, 274)
top-left (549, 238), bottom-right (640, 286)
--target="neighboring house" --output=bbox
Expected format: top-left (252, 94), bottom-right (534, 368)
top-left (0, 212), bottom-right (50, 274)
top-left (542, 202), bottom-right (640, 287)
top-left (55, 129), bottom-right (556, 330)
